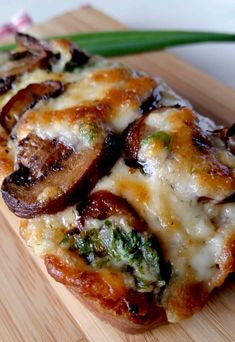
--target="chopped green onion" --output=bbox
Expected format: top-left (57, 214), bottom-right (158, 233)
top-left (61, 220), bottom-right (165, 291)
top-left (141, 131), bottom-right (171, 147)
top-left (0, 30), bottom-right (235, 56)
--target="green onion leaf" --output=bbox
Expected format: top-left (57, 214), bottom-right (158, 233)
top-left (0, 30), bottom-right (235, 56)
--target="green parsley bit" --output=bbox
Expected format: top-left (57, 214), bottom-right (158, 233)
top-left (141, 131), bottom-right (171, 147)
top-left (60, 219), bottom-right (165, 293)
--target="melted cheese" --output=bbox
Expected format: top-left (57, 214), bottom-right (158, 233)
top-left (11, 63), bottom-right (157, 155)
top-left (0, 56), bottom-right (105, 110)
top-left (35, 116), bottom-right (105, 151)
top-left (93, 107), bottom-right (235, 320)
top-left (1, 51), bottom-right (234, 324)
top-left (154, 80), bottom-right (192, 108)
top-left (20, 206), bottom-right (78, 256)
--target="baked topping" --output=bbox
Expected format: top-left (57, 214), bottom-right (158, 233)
top-left (0, 33), bottom-right (234, 328)
top-left (15, 32), bottom-right (90, 71)
top-left (0, 80), bottom-right (64, 132)
top-left (2, 122), bottom-right (119, 217)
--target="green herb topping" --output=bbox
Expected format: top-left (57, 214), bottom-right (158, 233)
top-left (61, 220), bottom-right (165, 292)
top-left (78, 122), bottom-right (100, 144)
top-left (141, 131), bottom-right (171, 147)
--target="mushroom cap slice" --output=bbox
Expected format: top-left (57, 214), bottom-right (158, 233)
top-left (78, 190), bottom-right (148, 233)
top-left (15, 32), bottom-right (90, 70)
top-left (0, 76), bottom-right (15, 95)
top-left (1, 131), bottom-right (119, 218)
top-left (0, 50), bottom-right (48, 95)
top-left (0, 50), bottom-right (47, 79)
top-left (0, 80), bottom-right (64, 133)
top-left (122, 115), bottom-right (146, 165)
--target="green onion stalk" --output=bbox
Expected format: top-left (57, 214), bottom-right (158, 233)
top-left (0, 30), bottom-right (234, 56)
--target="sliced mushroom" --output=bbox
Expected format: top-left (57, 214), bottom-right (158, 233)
top-left (140, 87), bottom-right (161, 114)
top-left (0, 32), bottom-right (88, 97)
top-left (78, 190), bottom-right (148, 233)
top-left (15, 32), bottom-right (51, 53)
top-left (122, 116), bottom-right (146, 166)
top-left (16, 133), bottom-right (73, 181)
top-left (0, 49), bottom-right (47, 79)
top-left (211, 123), bottom-right (235, 147)
top-left (0, 80), bottom-right (64, 132)
top-left (227, 124), bottom-right (235, 138)
top-left (199, 191), bottom-right (235, 205)
top-left (10, 50), bottom-right (34, 61)
top-left (218, 192), bottom-right (235, 204)
top-left (0, 49), bottom-right (47, 94)
top-left (1, 130), bottom-right (120, 218)
top-left (122, 110), bottom-right (163, 166)
top-left (15, 32), bottom-right (90, 70)
top-left (0, 49), bottom-right (48, 96)
top-left (0, 76), bottom-right (15, 95)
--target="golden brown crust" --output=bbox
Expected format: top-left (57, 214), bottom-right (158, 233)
top-left (213, 233), bottom-right (235, 288)
top-left (0, 126), bottom-right (13, 182)
top-left (163, 281), bottom-right (209, 321)
top-left (68, 287), bottom-right (167, 334)
top-left (45, 254), bottom-right (167, 332)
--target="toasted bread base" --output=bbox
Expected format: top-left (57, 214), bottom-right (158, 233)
top-left (68, 286), bottom-right (168, 334)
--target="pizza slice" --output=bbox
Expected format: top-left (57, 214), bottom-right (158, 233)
top-left (0, 33), bottom-right (234, 333)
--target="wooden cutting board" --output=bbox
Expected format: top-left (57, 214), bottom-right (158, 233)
top-left (0, 7), bottom-right (235, 342)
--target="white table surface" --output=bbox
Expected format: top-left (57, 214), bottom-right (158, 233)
top-left (0, 0), bottom-right (235, 89)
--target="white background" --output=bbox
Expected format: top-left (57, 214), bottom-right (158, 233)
top-left (0, 0), bottom-right (235, 89)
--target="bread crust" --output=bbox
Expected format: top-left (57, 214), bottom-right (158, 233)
top-left (68, 286), bottom-right (167, 333)
top-left (45, 254), bottom-right (167, 333)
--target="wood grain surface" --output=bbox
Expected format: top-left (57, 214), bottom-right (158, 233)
top-left (0, 7), bottom-right (235, 342)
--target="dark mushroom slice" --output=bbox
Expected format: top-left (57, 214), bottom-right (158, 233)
top-left (122, 116), bottom-right (146, 166)
top-left (0, 76), bottom-right (15, 95)
top-left (199, 191), bottom-right (235, 206)
top-left (77, 190), bottom-right (148, 233)
top-left (16, 133), bottom-right (73, 181)
top-left (227, 124), bottom-right (235, 138)
top-left (140, 87), bottom-right (161, 114)
top-left (10, 50), bottom-right (34, 61)
top-left (218, 191), bottom-right (235, 204)
top-left (0, 80), bottom-right (64, 133)
top-left (0, 49), bottom-right (47, 79)
top-left (15, 32), bottom-right (90, 69)
top-left (0, 49), bottom-right (48, 96)
top-left (123, 108), bottom-right (173, 167)
top-left (15, 32), bottom-right (51, 53)
top-left (1, 131), bottom-right (120, 218)
top-left (63, 42), bottom-right (90, 70)
top-left (0, 49), bottom-right (47, 96)
top-left (211, 123), bottom-right (235, 147)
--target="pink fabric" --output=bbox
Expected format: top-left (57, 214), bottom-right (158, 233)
top-left (0, 12), bottom-right (33, 40)
top-left (0, 5), bottom-right (92, 41)
top-left (80, 4), bottom-right (92, 9)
